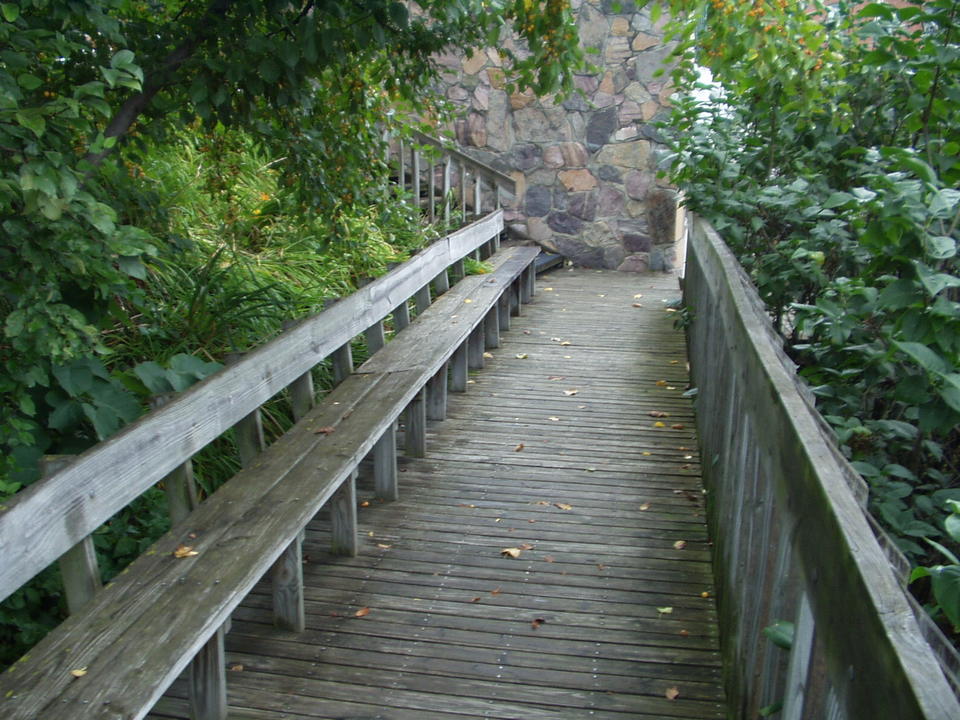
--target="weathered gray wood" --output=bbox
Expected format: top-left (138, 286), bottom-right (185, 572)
top-left (331, 471), bottom-right (359, 557)
top-left (149, 395), bottom-right (199, 525)
top-left (523, 264), bottom-right (536, 301)
top-left (270, 538), bottom-right (305, 632)
top-left (685, 216), bottom-right (960, 720)
top-left (426, 363), bottom-right (448, 421)
top-left (510, 278), bottom-right (522, 316)
top-left (392, 298), bottom-right (411, 332)
top-left (188, 626), bottom-right (227, 720)
top-left (227, 353), bottom-right (266, 467)
top-left (433, 268), bottom-right (450, 295)
top-left (42, 456), bottom-right (102, 616)
top-left (467, 324), bottom-right (485, 370)
top-left (498, 291), bottom-right (511, 331)
top-left (428, 159), bottom-right (436, 221)
top-left (364, 320), bottom-right (386, 354)
top-left (450, 342), bottom-right (468, 392)
top-left (288, 370), bottom-right (315, 422)
top-left (412, 148), bottom-right (421, 210)
top-left (414, 285), bottom-right (431, 315)
top-left (443, 156), bottom-right (451, 226)
top-left (405, 388), bottom-right (427, 458)
top-left (460, 164), bottom-right (468, 224)
top-left (452, 257), bottom-right (465, 282)
top-left (398, 139), bottom-right (406, 193)
top-left (483, 306), bottom-right (500, 349)
top-left (411, 131), bottom-right (516, 194)
top-left (373, 427), bottom-right (398, 502)
top-left (782, 591), bottom-right (815, 720)
top-left (473, 173), bottom-right (482, 217)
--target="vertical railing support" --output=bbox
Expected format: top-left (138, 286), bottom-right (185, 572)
top-left (374, 428), bottom-right (399, 502)
top-left (468, 324), bottom-right (485, 370)
top-left (325, 299), bottom-right (354, 384)
top-left (331, 470), bottom-right (359, 556)
top-left (149, 395), bottom-right (199, 526)
top-left (484, 306), bottom-right (500, 349)
top-left (427, 363), bottom-right (449, 421)
top-left (450, 342), bottom-right (469, 392)
top-left (189, 626), bottom-right (227, 720)
top-left (405, 387), bottom-right (427, 457)
top-left (227, 353), bottom-right (265, 467)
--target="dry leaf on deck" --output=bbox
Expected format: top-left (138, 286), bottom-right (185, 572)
top-left (470, 597), bottom-right (481, 603)
top-left (554, 503), bottom-right (573, 511)
top-left (559, 341), bottom-right (571, 346)
top-left (547, 375), bottom-right (565, 381)
top-left (519, 543), bottom-right (534, 550)
top-left (634, 293), bottom-right (643, 299)
top-left (377, 543), bottom-right (392, 549)
top-left (563, 389), bottom-right (578, 396)
top-left (632, 302), bottom-right (643, 308)
top-left (359, 500), bottom-right (370, 507)
top-left (671, 423), bottom-right (686, 430)
top-left (354, 607), bottom-right (371, 618)
top-left (657, 606), bottom-right (673, 615)
top-left (484, 352), bottom-right (494, 359)
top-left (654, 421), bottom-right (666, 428)
top-left (229, 664), bottom-right (244, 672)
top-left (649, 411), bottom-right (669, 418)
top-left (639, 502), bottom-right (651, 511)
top-left (548, 416), bottom-right (560, 422)
top-left (544, 555), bottom-right (555, 563)
top-left (673, 540), bottom-right (687, 550)
top-left (514, 443), bottom-right (525, 452)
top-left (642, 451), bottom-right (652, 456)
top-left (655, 380), bottom-right (668, 387)
top-left (501, 547), bottom-right (522, 558)
top-left (515, 353), bottom-right (528, 359)
top-left (679, 629), bottom-right (690, 637)
top-left (666, 687), bottom-right (680, 701)
top-left (314, 426), bottom-right (336, 435)
top-left (70, 668), bottom-right (87, 678)
top-left (531, 617), bottom-right (545, 629)
top-left (173, 544), bottom-right (198, 559)
top-left (490, 588), bottom-right (502, 596)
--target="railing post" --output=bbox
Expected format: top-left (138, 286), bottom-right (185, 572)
top-left (189, 626), bottom-right (227, 720)
top-left (405, 387), bottom-right (427, 457)
top-left (474, 174), bottom-right (482, 218)
top-left (398, 139), bottom-right (406, 193)
top-left (393, 298), bottom-right (411, 332)
top-left (782, 592), bottom-right (816, 720)
top-left (427, 363), bottom-right (449, 421)
top-left (227, 353), bottom-right (265, 466)
top-left (510, 279), bottom-right (522, 316)
top-left (428, 158), bottom-right (436, 222)
top-left (42, 456), bottom-right (102, 616)
top-left (433, 268), bottom-right (450, 295)
top-left (412, 147), bottom-right (421, 211)
top-left (149, 395), bottom-right (199, 526)
top-left (450, 342), bottom-right (469, 392)
top-left (360, 278), bottom-right (386, 354)
top-left (414, 283), bottom-right (431, 315)
top-left (498, 292), bottom-right (511, 331)
top-left (374, 428), bottom-right (398, 502)
top-left (484, 306), bottom-right (500, 349)
top-left (331, 470), bottom-right (359, 556)
top-left (325, 298), bottom-right (354, 383)
top-left (521, 265), bottom-right (535, 303)
top-left (460, 164), bottom-right (468, 225)
top-left (283, 319), bottom-right (316, 422)
top-left (443, 156), bottom-right (452, 226)
top-left (468, 323), bottom-right (485, 369)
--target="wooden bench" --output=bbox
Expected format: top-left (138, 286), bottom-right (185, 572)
top-left (0, 226), bottom-right (539, 719)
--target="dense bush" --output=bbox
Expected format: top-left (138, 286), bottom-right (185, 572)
top-left (656, 0), bottom-right (960, 632)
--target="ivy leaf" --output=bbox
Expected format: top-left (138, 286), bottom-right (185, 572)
top-left (894, 341), bottom-right (949, 374)
top-left (929, 565), bottom-right (960, 631)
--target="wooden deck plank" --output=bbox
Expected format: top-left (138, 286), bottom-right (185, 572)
top-left (155, 268), bottom-right (727, 719)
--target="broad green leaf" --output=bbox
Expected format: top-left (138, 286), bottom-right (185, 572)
top-left (930, 565), bottom-right (960, 630)
top-left (822, 191), bottom-right (853, 208)
top-left (923, 235), bottom-right (956, 259)
top-left (15, 109), bottom-right (45, 137)
top-left (1, 3), bottom-right (19, 22)
top-left (17, 73), bottom-right (42, 91)
top-left (111, 49), bottom-right (136, 68)
top-left (877, 279), bottom-right (919, 309)
top-left (894, 341), bottom-right (949, 374)
top-left (762, 620), bottom-right (794, 650)
top-left (117, 255), bottom-right (146, 279)
top-left (53, 362), bottom-right (95, 397)
top-left (133, 361), bottom-right (174, 394)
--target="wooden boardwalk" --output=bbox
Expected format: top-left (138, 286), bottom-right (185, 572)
top-left (151, 267), bottom-right (726, 720)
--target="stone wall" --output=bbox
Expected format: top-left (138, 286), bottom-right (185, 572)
top-left (435, 0), bottom-right (677, 272)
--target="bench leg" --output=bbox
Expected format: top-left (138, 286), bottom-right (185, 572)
top-left (414, 285), bottom-right (431, 315)
top-left (498, 292), bottom-right (511, 331)
top-left (452, 258), bottom-right (465, 283)
top-left (520, 266), bottom-right (534, 303)
top-left (484, 306), bottom-right (500, 350)
top-left (393, 300), bottom-right (410, 332)
top-left (374, 428), bottom-right (399, 501)
top-left (433, 269), bottom-right (450, 295)
top-left (364, 319), bottom-right (385, 354)
top-left (330, 471), bottom-right (358, 556)
top-left (427, 363), bottom-right (448, 421)
top-left (450, 343), bottom-right (468, 392)
top-left (468, 323), bottom-right (485, 370)
top-left (405, 387), bottom-right (427, 457)
top-left (510, 280), bottom-right (522, 317)
top-left (332, 341), bottom-right (353, 384)
top-left (189, 626), bottom-right (227, 720)
top-left (271, 538), bottom-right (305, 632)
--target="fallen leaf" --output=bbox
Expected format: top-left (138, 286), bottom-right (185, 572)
top-left (229, 664), bottom-right (244, 672)
top-left (470, 597), bottom-right (481, 603)
top-left (639, 502), bottom-right (651, 511)
top-left (514, 443), bottom-right (525, 452)
top-left (355, 607), bottom-right (370, 618)
top-left (657, 606), bottom-right (674, 615)
top-left (679, 629), bottom-right (690, 637)
top-left (519, 543), bottom-right (534, 550)
top-left (515, 353), bottom-right (528, 359)
top-left (563, 355), bottom-right (572, 359)
top-left (548, 416), bottom-right (560, 422)
top-left (547, 375), bottom-right (565, 381)
top-left (173, 544), bottom-right (199, 559)
top-left (654, 421), bottom-right (666, 428)
top-left (667, 385), bottom-right (677, 390)
top-left (684, 455), bottom-right (694, 460)
top-left (535, 500), bottom-right (550, 506)
top-left (544, 287), bottom-right (554, 291)
top-left (701, 591), bottom-right (711, 598)
top-left (634, 293), bottom-right (643, 299)
top-left (563, 389), bottom-right (578, 396)
top-left (649, 411), bottom-right (669, 418)
top-left (464, 299), bottom-right (472, 304)
top-left (70, 668), bottom-right (87, 678)
top-left (483, 351), bottom-right (494, 359)
top-left (490, 588), bottom-right (502, 596)
top-left (596, 563), bottom-right (606, 570)
top-left (551, 337), bottom-right (563, 342)
top-left (679, 446), bottom-right (689, 451)
top-left (585, 467), bottom-right (596, 472)
top-left (523, 329), bottom-right (532, 335)
top-left (559, 341), bottom-right (571, 346)
top-left (666, 687), bottom-right (680, 701)
top-left (531, 617), bottom-right (545, 629)
top-left (554, 502), bottom-right (573, 511)
top-left (528, 519), bottom-right (536, 523)
top-left (368, 531), bottom-right (375, 536)
top-left (671, 423), bottom-right (686, 430)
top-left (377, 543), bottom-right (392, 549)
top-left (188, 532), bottom-right (197, 539)
top-left (359, 500), bottom-right (370, 508)
top-left (673, 540), bottom-right (687, 550)
top-left (665, 307), bottom-right (677, 313)
top-left (642, 451), bottom-right (652, 456)
top-left (314, 425), bottom-right (336, 435)
top-left (632, 302), bottom-right (643, 308)
top-left (670, 360), bottom-right (680, 365)
top-left (544, 555), bottom-right (555, 563)
top-left (495, 517), bottom-right (502, 523)
top-left (501, 547), bottom-right (522, 558)
top-left (655, 379), bottom-right (668, 386)
top-left (458, 503), bottom-right (477, 508)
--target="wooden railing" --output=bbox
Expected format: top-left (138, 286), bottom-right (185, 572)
top-left (0, 140), bottom-right (529, 719)
top-left (389, 130), bottom-right (515, 226)
top-left (683, 216), bottom-right (960, 719)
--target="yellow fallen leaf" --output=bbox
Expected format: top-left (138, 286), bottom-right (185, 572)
top-left (554, 502), bottom-right (573, 511)
top-left (559, 341), bottom-right (571, 346)
top-left (464, 299), bottom-right (472, 303)
top-left (173, 544), bottom-right (199, 559)
top-left (642, 451), bottom-right (652, 456)
top-left (639, 502), bottom-right (651, 511)
top-left (701, 591), bottom-right (711, 598)
top-left (515, 353), bottom-right (528, 359)
top-left (544, 287), bottom-right (554, 291)
top-left (666, 687), bottom-right (680, 700)
top-left (70, 668), bottom-right (87, 678)
top-left (657, 606), bottom-right (673, 615)
top-left (377, 543), bottom-right (392, 549)
top-left (514, 443), bottom-right (525, 452)
top-left (563, 355), bottom-right (572, 359)
top-left (667, 385), bottom-right (677, 390)
top-left (654, 421), bottom-right (666, 428)
top-left (670, 360), bottom-right (680, 365)
top-left (563, 389), bottom-right (578, 396)
top-left (665, 307), bottom-right (677, 313)
top-left (229, 664), bottom-right (244, 672)
top-left (483, 351), bottom-right (494, 359)
top-left (355, 607), bottom-right (370, 617)
top-left (673, 540), bottom-right (687, 550)
top-left (655, 379), bottom-right (668, 386)
top-left (634, 293), bottom-right (643, 299)
top-left (548, 416), bottom-right (560, 422)
top-left (501, 547), bottom-right (522, 558)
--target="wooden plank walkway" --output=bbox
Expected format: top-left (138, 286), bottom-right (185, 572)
top-left (150, 267), bottom-right (726, 720)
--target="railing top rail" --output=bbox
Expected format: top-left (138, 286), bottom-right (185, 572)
top-left (411, 130), bottom-right (516, 192)
top-left (0, 211), bottom-right (505, 603)
top-left (685, 215), bottom-right (960, 719)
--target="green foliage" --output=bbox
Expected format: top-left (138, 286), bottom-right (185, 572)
top-left (655, 0), bottom-right (960, 608)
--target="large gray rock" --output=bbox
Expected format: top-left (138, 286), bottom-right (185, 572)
top-left (597, 184), bottom-right (625, 216)
top-left (509, 143), bottom-right (542, 171)
top-left (586, 107), bottom-right (618, 151)
top-left (547, 211), bottom-right (584, 236)
top-left (524, 185), bottom-right (553, 217)
top-left (617, 218), bottom-right (652, 253)
top-left (568, 191), bottom-right (598, 221)
top-left (485, 90), bottom-right (513, 152)
top-left (597, 165), bottom-right (622, 182)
